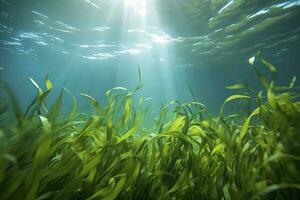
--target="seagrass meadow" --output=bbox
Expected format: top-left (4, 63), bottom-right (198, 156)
top-left (1, 0), bottom-right (300, 200)
top-left (1, 54), bottom-right (300, 200)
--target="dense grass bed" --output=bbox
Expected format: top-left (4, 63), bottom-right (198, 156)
top-left (1, 54), bottom-right (300, 200)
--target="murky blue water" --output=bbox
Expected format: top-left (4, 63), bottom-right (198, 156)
top-left (1, 0), bottom-right (300, 115)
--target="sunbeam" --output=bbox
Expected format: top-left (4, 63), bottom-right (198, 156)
top-left (100, 0), bottom-right (181, 105)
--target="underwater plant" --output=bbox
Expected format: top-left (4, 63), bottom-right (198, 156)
top-left (0, 54), bottom-right (300, 200)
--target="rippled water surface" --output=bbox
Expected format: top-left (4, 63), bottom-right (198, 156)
top-left (1, 0), bottom-right (300, 112)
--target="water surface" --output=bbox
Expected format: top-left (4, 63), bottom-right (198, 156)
top-left (1, 0), bottom-right (300, 113)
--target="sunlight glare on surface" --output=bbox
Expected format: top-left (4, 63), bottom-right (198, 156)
top-left (125, 0), bottom-right (148, 17)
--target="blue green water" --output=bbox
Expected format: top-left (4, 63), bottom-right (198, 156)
top-left (1, 0), bottom-right (300, 115)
